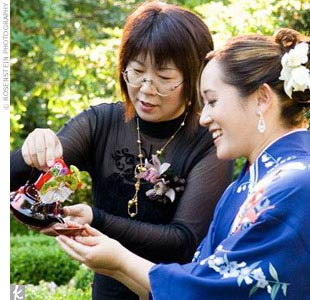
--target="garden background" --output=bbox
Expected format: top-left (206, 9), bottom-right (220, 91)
top-left (10, 0), bottom-right (310, 299)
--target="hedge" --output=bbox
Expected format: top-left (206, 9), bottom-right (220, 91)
top-left (71, 264), bottom-right (94, 291)
top-left (11, 235), bottom-right (80, 285)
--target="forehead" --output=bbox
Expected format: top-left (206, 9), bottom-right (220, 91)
top-left (200, 59), bottom-right (224, 90)
top-left (131, 52), bottom-right (178, 69)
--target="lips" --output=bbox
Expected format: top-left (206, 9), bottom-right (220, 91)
top-left (140, 100), bottom-right (157, 107)
top-left (210, 129), bottom-right (223, 142)
top-left (138, 100), bottom-right (159, 113)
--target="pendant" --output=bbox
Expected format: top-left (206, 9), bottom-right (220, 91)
top-left (128, 195), bottom-right (138, 217)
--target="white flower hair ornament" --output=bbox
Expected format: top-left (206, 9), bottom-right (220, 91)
top-left (279, 42), bottom-right (310, 98)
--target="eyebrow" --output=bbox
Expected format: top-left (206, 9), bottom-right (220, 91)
top-left (201, 89), bottom-right (217, 97)
top-left (131, 59), bottom-right (177, 71)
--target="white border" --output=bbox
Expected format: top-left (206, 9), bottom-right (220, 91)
top-left (0, 0), bottom-right (10, 298)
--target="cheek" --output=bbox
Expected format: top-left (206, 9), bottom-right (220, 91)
top-left (169, 90), bottom-right (185, 108)
top-left (127, 86), bottom-right (139, 101)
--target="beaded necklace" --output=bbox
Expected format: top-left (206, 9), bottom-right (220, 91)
top-left (128, 112), bottom-right (188, 217)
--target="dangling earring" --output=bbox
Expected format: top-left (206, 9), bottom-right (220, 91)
top-left (257, 110), bottom-right (266, 133)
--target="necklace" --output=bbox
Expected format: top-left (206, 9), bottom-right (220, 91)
top-left (128, 112), bottom-right (188, 217)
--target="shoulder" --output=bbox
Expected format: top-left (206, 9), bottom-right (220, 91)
top-left (256, 157), bottom-right (310, 224)
top-left (264, 157), bottom-right (310, 194)
top-left (87, 101), bottom-right (125, 119)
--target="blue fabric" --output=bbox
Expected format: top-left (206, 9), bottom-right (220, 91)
top-left (149, 130), bottom-right (310, 300)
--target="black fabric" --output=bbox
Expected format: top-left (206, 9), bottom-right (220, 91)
top-left (10, 102), bottom-right (234, 300)
top-left (137, 112), bottom-right (186, 138)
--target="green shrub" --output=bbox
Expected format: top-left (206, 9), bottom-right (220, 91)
top-left (10, 234), bottom-right (56, 248)
top-left (234, 157), bottom-right (247, 179)
top-left (25, 280), bottom-right (91, 300)
top-left (10, 212), bottom-right (40, 236)
top-left (71, 264), bottom-right (94, 291)
top-left (11, 235), bottom-right (80, 285)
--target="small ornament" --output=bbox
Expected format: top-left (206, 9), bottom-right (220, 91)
top-left (10, 159), bottom-right (82, 228)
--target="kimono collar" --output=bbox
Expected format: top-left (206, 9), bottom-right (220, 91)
top-left (242, 129), bottom-right (310, 193)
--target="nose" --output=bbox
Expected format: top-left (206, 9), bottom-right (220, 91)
top-left (139, 78), bottom-right (157, 96)
top-left (199, 105), bottom-right (213, 127)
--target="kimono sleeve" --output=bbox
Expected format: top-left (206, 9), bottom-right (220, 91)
top-left (149, 168), bottom-right (310, 300)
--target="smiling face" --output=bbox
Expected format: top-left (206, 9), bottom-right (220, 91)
top-left (125, 53), bottom-right (186, 122)
top-left (199, 59), bottom-right (259, 162)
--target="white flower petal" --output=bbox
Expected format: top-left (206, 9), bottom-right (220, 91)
top-left (165, 188), bottom-right (175, 202)
top-left (279, 42), bottom-right (310, 98)
top-left (244, 276), bottom-right (253, 285)
top-left (159, 162), bottom-right (171, 175)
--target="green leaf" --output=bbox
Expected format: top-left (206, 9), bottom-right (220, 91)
top-left (271, 283), bottom-right (280, 300)
top-left (269, 263), bottom-right (279, 281)
top-left (249, 284), bottom-right (259, 297)
top-left (237, 275), bottom-right (243, 287)
top-left (282, 283), bottom-right (287, 296)
top-left (223, 254), bottom-right (229, 264)
top-left (248, 261), bottom-right (261, 271)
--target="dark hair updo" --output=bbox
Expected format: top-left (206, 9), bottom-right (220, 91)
top-left (118, 1), bottom-right (214, 132)
top-left (205, 28), bottom-right (310, 127)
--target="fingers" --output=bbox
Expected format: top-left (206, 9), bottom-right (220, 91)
top-left (21, 128), bottom-right (63, 170)
top-left (84, 224), bottom-right (103, 237)
top-left (64, 219), bottom-right (83, 228)
top-left (62, 204), bottom-right (82, 217)
top-left (63, 204), bottom-right (93, 225)
top-left (75, 235), bottom-right (101, 246)
top-left (56, 235), bottom-right (86, 263)
top-left (46, 134), bottom-right (63, 167)
top-left (35, 131), bottom-right (48, 170)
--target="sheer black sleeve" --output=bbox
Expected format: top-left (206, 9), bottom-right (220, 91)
top-left (10, 149), bottom-right (39, 191)
top-left (91, 146), bottom-right (233, 263)
top-left (10, 107), bottom-right (96, 191)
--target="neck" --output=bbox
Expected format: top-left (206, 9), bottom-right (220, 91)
top-left (137, 112), bottom-right (187, 138)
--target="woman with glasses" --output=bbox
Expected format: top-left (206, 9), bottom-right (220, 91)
top-left (10, 2), bottom-right (233, 299)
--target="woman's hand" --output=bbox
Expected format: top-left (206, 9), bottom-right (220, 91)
top-left (56, 224), bottom-right (124, 273)
top-left (21, 128), bottom-right (63, 171)
top-left (63, 204), bottom-right (93, 225)
top-left (56, 224), bottom-right (154, 297)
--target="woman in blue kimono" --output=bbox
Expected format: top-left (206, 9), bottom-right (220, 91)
top-left (56, 28), bottom-right (310, 299)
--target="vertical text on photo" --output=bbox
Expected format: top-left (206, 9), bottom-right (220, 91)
top-left (2, 1), bottom-right (9, 111)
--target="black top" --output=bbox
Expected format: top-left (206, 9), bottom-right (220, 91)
top-left (10, 102), bottom-right (234, 300)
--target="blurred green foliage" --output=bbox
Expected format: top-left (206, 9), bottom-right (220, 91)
top-left (11, 235), bottom-right (80, 285)
top-left (11, 0), bottom-right (310, 150)
top-left (71, 264), bottom-right (94, 291)
top-left (25, 280), bottom-right (91, 300)
top-left (10, 212), bottom-right (40, 236)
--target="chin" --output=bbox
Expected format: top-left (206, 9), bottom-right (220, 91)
top-left (216, 148), bottom-right (236, 161)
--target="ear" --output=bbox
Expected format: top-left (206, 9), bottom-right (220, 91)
top-left (256, 83), bottom-right (276, 114)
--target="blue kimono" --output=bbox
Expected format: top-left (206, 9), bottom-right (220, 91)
top-left (149, 130), bottom-right (310, 300)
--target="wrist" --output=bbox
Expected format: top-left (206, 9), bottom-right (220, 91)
top-left (90, 206), bottom-right (106, 228)
top-left (118, 244), bottom-right (132, 274)
top-left (86, 204), bottom-right (93, 224)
